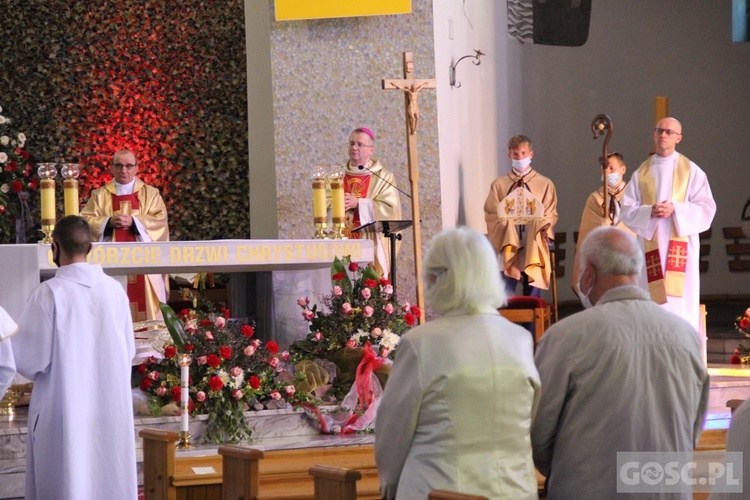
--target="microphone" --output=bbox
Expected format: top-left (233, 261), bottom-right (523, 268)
top-left (357, 165), bottom-right (412, 200)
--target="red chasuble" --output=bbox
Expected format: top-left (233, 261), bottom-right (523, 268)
top-left (344, 173), bottom-right (373, 239)
top-left (112, 194), bottom-right (148, 322)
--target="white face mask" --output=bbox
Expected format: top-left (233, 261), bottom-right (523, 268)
top-left (600, 172), bottom-right (621, 187)
top-left (511, 156), bottom-right (532, 171)
top-left (576, 271), bottom-right (594, 309)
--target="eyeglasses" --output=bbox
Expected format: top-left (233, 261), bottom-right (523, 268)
top-left (113, 163), bottom-right (137, 170)
top-left (349, 141), bottom-right (373, 148)
top-left (654, 128), bottom-right (681, 137)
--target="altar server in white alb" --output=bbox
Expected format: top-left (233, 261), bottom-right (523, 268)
top-left (620, 117), bottom-right (716, 333)
top-left (376, 226), bottom-right (541, 499)
top-left (12, 216), bottom-right (137, 500)
top-left (0, 306), bottom-right (18, 399)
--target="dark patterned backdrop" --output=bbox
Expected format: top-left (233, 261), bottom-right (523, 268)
top-left (0, 0), bottom-right (249, 242)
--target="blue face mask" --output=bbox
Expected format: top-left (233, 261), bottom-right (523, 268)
top-left (576, 270), bottom-right (594, 309)
top-left (601, 172), bottom-right (621, 187)
top-left (512, 157), bottom-right (532, 171)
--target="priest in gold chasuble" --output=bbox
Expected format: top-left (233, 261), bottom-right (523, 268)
top-left (81, 149), bottom-right (169, 321)
top-left (330, 127), bottom-right (402, 278)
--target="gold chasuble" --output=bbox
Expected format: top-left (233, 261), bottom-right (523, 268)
top-left (638, 155), bottom-right (691, 304)
top-left (81, 179), bottom-right (169, 321)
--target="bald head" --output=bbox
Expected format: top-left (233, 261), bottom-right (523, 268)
top-left (577, 227), bottom-right (643, 306)
top-left (579, 226), bottom-right (643, 277)
top-left (653, 117), bottom-right (683, 157)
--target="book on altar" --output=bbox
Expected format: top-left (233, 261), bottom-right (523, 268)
top-left (496, 187), bottom-right (544, 225)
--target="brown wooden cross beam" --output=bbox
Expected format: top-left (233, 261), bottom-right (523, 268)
top-left (382, 52), bottom-right (436, 324)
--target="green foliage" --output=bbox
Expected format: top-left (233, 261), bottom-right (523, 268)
top-left (0, 0), bottom-right (249, 241)
top-left (290, 256), bottom-right (419, 395)
top-left (133, 302), bottom-right (313, 444)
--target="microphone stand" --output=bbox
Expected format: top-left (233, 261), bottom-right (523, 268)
top-left (357, 165), bottom-right (412, 200)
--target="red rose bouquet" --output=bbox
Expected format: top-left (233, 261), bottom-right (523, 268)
top-left (289, 256), bottom-right (417, 399)
top-left (132, 300), bottom-right (313, 443)
top-left (730, 307), bottom-right (750, 364)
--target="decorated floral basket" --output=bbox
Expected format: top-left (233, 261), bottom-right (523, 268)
top-left (289, 255), bottom-right (419, 433)
top-left (730, 307), bottom-right (750, 364)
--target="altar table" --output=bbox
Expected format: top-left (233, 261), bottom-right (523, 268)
top-left (0, 239), bottom-right (374, 320)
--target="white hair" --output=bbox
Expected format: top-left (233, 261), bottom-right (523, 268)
top-left (579, 226), bottom-right (644, 276)
top-left (423, 226), bottom-right (507, 315)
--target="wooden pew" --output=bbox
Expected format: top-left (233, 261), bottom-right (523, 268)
top-left (724, 226), bottom-right (750, 272)
top-left (140, 429), bottom-right (380, 500)
top-left (219, 445), bottom-right (263, 500)
top-left (308, 465), bottom-right (361, 500)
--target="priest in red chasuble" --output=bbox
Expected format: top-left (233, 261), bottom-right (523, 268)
top-left (80, 149), bottom-right (169, 321)
top-left (620, 117), bottom-right (716, 333)
top-left (332, 127), bottom-right (402, 278)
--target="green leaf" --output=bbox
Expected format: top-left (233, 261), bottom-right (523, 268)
top-left (159, 301), bottom-right (187, 350)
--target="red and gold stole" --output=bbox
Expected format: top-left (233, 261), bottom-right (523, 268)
top-left (343, 173), bottom-right (372, 239)
top-left (112, 193), bottom-right (148, 322)
top-left (638, 154), bottom-right (691, 304)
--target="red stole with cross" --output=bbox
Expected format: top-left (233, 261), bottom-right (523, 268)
top-left (638, 154), bottom-right (691, 304)
top-left (343, 173), bottom-right (373, 239)
top-left (112, 193), bottom-right (148, 321)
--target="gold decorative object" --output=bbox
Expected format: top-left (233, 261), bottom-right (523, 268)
top-left (60, 163), bottom-right (81, 216)
top-left (312, 165), bottom-right (329, 239)
top-left (37, 163), bottom-right (58, 244)
top-left (329, 166), bottom-right (347, 239)
top-left (0, 380), bottom-right (20, 417)
top-left (176, 353), bottom-right (194, 450)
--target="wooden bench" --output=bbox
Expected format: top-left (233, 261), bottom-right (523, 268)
top-left (140, 429), bottom-right (380, 500)
top-left (309, 465), bottom-right (362, 500)
top-left (724, 226), bottom-right (750, 272)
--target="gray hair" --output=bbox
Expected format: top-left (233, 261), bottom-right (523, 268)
top-left (423, 226), bottom-right (507, 315)
top-left (578, 226), bottom-right (643, 276)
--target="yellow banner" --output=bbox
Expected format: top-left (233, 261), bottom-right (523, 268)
top-left (275, 0), bottom-right (411, 21)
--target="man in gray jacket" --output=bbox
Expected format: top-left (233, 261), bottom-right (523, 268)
top-left (532, 226), bottom-right (709, 499)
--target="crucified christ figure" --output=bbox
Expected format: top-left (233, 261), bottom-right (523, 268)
top-left (387, 81), bottom-right (430, 134)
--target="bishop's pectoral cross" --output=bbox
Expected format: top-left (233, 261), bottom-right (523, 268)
top-left (382, 52), bottom-right (436, 325)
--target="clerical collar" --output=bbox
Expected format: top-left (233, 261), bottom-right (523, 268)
top-left (114, 179), bottom-right (136, 195)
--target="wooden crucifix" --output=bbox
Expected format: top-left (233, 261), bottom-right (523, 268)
top-left (382, 52), bottom-right (435, 324)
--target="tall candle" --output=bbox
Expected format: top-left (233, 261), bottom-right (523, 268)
top-left (63, 179), bottom-right (79, 216)
top-left (179, 354), bottom-right (191, 433)
top-left (330, 179), bottom-right (345, 222)
top-left (312, 180), bottom-right (327, 222)
top-left (40, 179), bottom-right (55, 222)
